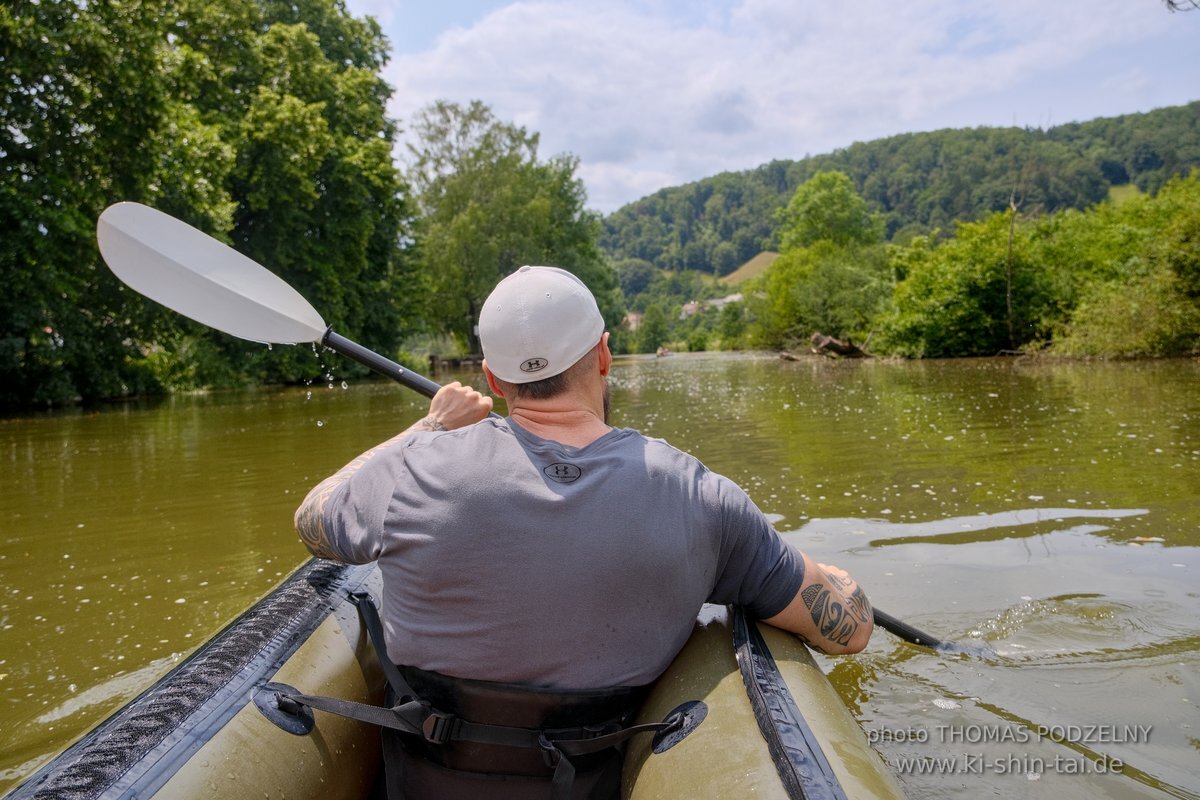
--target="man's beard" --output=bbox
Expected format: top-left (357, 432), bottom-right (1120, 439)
top-left (602, 380), bottom-right (611, 424)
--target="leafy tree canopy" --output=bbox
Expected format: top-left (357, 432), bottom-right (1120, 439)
top-left (406, 100), bottom-right (618, 352)
top-left (0, 0), bottom-right (415, 407)
top-left (777, 171), bottom-right (883, 251)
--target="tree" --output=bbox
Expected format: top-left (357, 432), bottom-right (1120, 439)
top-left (187, 1), bottom-right (415, 384)
top-left (748, 242), bottom-right (890, 348)
top-left (717, 302), bottom-right (747, 349)
top-left (776, 171), bottom-right (883, 251)
top-left (1, 1), bottom-right (172, 406)
top-left (616, 258), bottom-right (656, 298)
top-left (636, 304), bottom-right (669, 353)
top-left (880, 214), bottom-right (1056, 357)
top-left (407, 100), bottom-right (618, 352)
top-left (0, 0), bottom-right (416, 407)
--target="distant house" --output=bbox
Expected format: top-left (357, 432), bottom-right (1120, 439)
top-left (680, 293), bottom-right (743, 319)
top-left (707, 293), bottom-right (743, 310)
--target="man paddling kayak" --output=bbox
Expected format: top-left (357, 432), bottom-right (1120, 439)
top-left (294, 265), bottom-right (872, 798)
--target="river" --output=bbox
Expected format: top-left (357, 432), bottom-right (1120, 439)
top-left (1, 352), bottom-right (1197, 798)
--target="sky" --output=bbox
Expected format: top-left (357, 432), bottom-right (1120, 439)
top-left (341, 0), bottom-right (1200, 214)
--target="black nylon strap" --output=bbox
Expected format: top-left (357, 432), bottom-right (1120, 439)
top-left (286, 692), bottom-right (426, 734)
top-left (348, 592), bottom-right (416, 702)
top-left (283, 589), bottom-right (691, 800)
top-left (342, 590), bottom-right (680, 749)
top-left (552, 719), bottom-right (683, 756)
top-left (285, 689), bottom-right (680, 753)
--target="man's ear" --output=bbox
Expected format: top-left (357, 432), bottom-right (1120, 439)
top-left (598, 332), bottom-right (612, 377)
top-left (482, 361), bottom-right (506, 397)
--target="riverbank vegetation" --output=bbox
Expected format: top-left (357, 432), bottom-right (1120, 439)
top-left (2, 3), bottom-right (1197, 410)
top-left (630, 170), bottom-right (1200, 359)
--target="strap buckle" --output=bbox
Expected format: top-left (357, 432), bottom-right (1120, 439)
top-left (538, 733), bottom-right (563, 768)
top-left (421, 709), bottom-right (457, 744)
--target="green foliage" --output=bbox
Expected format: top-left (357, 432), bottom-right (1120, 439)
top-left (1052, 172), bottom-right (1200, 356)
top-left (0, 0), bottom-right (416, 408)
top-left (878, 213), bottom-right (1057, 357)
top-left (614, 262), bottom-right (737, 353)
top-left (615, 258), bottom-right (656, 297)
top-left (877, 171), bottom-right (1200, 358)
top-left (1, 0), bottom-right (172, 407)
top-left (777, 171), bottom-right (883, 251)
top-left (601, 104), bottom-right (1200, 276)
top-left (718, 303), bottom-right (747, 350)
top-left (635, 304), bottom-right (670, 354)
top-left (1053, 268), bottom-right (1200, 357)
top-left (407, 100), bottom-right (618, 353)
top-left (744, 175), bottom-right (890, 349)
top-left (747, 243), bottom-right (891, 349)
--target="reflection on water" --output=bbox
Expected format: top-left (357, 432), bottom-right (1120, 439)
top-left (2, 352), bottom-right (1198, 798)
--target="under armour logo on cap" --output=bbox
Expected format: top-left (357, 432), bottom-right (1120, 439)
top-left (521, 357), bottom-right (549, 373)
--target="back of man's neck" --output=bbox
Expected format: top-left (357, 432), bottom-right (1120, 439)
top-left (508, 405), bottom-right (610, 449)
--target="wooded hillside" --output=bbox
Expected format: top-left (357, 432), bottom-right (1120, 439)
top-left (600, 103), bottom-right (1200, 275)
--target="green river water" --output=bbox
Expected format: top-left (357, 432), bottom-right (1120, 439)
top-left (1, 352), bottom-right (1198, 798)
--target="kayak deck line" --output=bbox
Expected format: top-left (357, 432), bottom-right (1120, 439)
top-left (622, 607), bottom-right (904, 799)
top-left (6, 559), bottom-right (377, 800)
top-left (733, 607), bottom-right (848, 800)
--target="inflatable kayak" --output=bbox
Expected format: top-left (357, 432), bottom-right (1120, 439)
top-left (4, 558), bottom-right (903, 800)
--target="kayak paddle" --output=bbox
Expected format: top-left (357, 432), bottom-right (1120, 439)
top-left (96, 202), bottom-right (440, 398)
top-left (96, 201), bottom-right (967, 656)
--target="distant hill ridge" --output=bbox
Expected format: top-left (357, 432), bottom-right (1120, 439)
top-left (600, 101), bottom-right (1200, 276)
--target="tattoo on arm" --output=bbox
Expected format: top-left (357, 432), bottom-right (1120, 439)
top-left (801, 582), bottom-right (860, 647)
top-left (826, 571), bottom-right (854, 591)
top-left (846, 586), bottom-right (872, 624)
top-left (294, 479), bottom-right (344, 560)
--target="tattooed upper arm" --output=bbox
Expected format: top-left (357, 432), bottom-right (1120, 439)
top-left (294, 478), bottom-right (345, 561)
top-left (763, 555), bottom-right (874, 654)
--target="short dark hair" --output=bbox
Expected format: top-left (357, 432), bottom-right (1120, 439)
top-left (495, 345), bottom-right (598, 400)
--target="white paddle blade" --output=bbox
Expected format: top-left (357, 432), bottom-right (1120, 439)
top-left (97, 202), bottom-right (328, 344)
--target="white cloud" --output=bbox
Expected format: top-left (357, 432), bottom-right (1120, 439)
top-left (366, 0), bottom-right (1188, 212)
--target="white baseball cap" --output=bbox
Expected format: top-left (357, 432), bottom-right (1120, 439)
top-left (479, 266), bottom-right (605, 384)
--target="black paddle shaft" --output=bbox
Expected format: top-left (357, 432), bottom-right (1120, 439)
top-left (322, 330), bottom-right (441, 399)
top-left (872, 608), bottom-right (944, 650)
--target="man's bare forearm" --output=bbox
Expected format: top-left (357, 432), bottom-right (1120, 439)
top-left (763, 556), bottom-right (874, 654)
top-left (800, 570), bottom-right (873, 650)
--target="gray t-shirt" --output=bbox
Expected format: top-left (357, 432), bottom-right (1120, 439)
top-left (319, 417), bottom-right (804, 689)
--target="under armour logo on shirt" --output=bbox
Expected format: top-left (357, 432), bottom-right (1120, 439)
top-left (544, 463), bottom-right (582, 484)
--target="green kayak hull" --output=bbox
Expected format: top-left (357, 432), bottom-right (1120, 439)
top-left (6, 560), bottom-right (903, 800)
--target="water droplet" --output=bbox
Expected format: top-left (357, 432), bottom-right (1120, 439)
top-left (316, 420), bottom-right (325, 428)
top-left (266, 343), bottom-right (273, 351)
top-left (341, 381), bottom-right (348, 390)
top-left (305, 391), bottom-right (312, 400)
